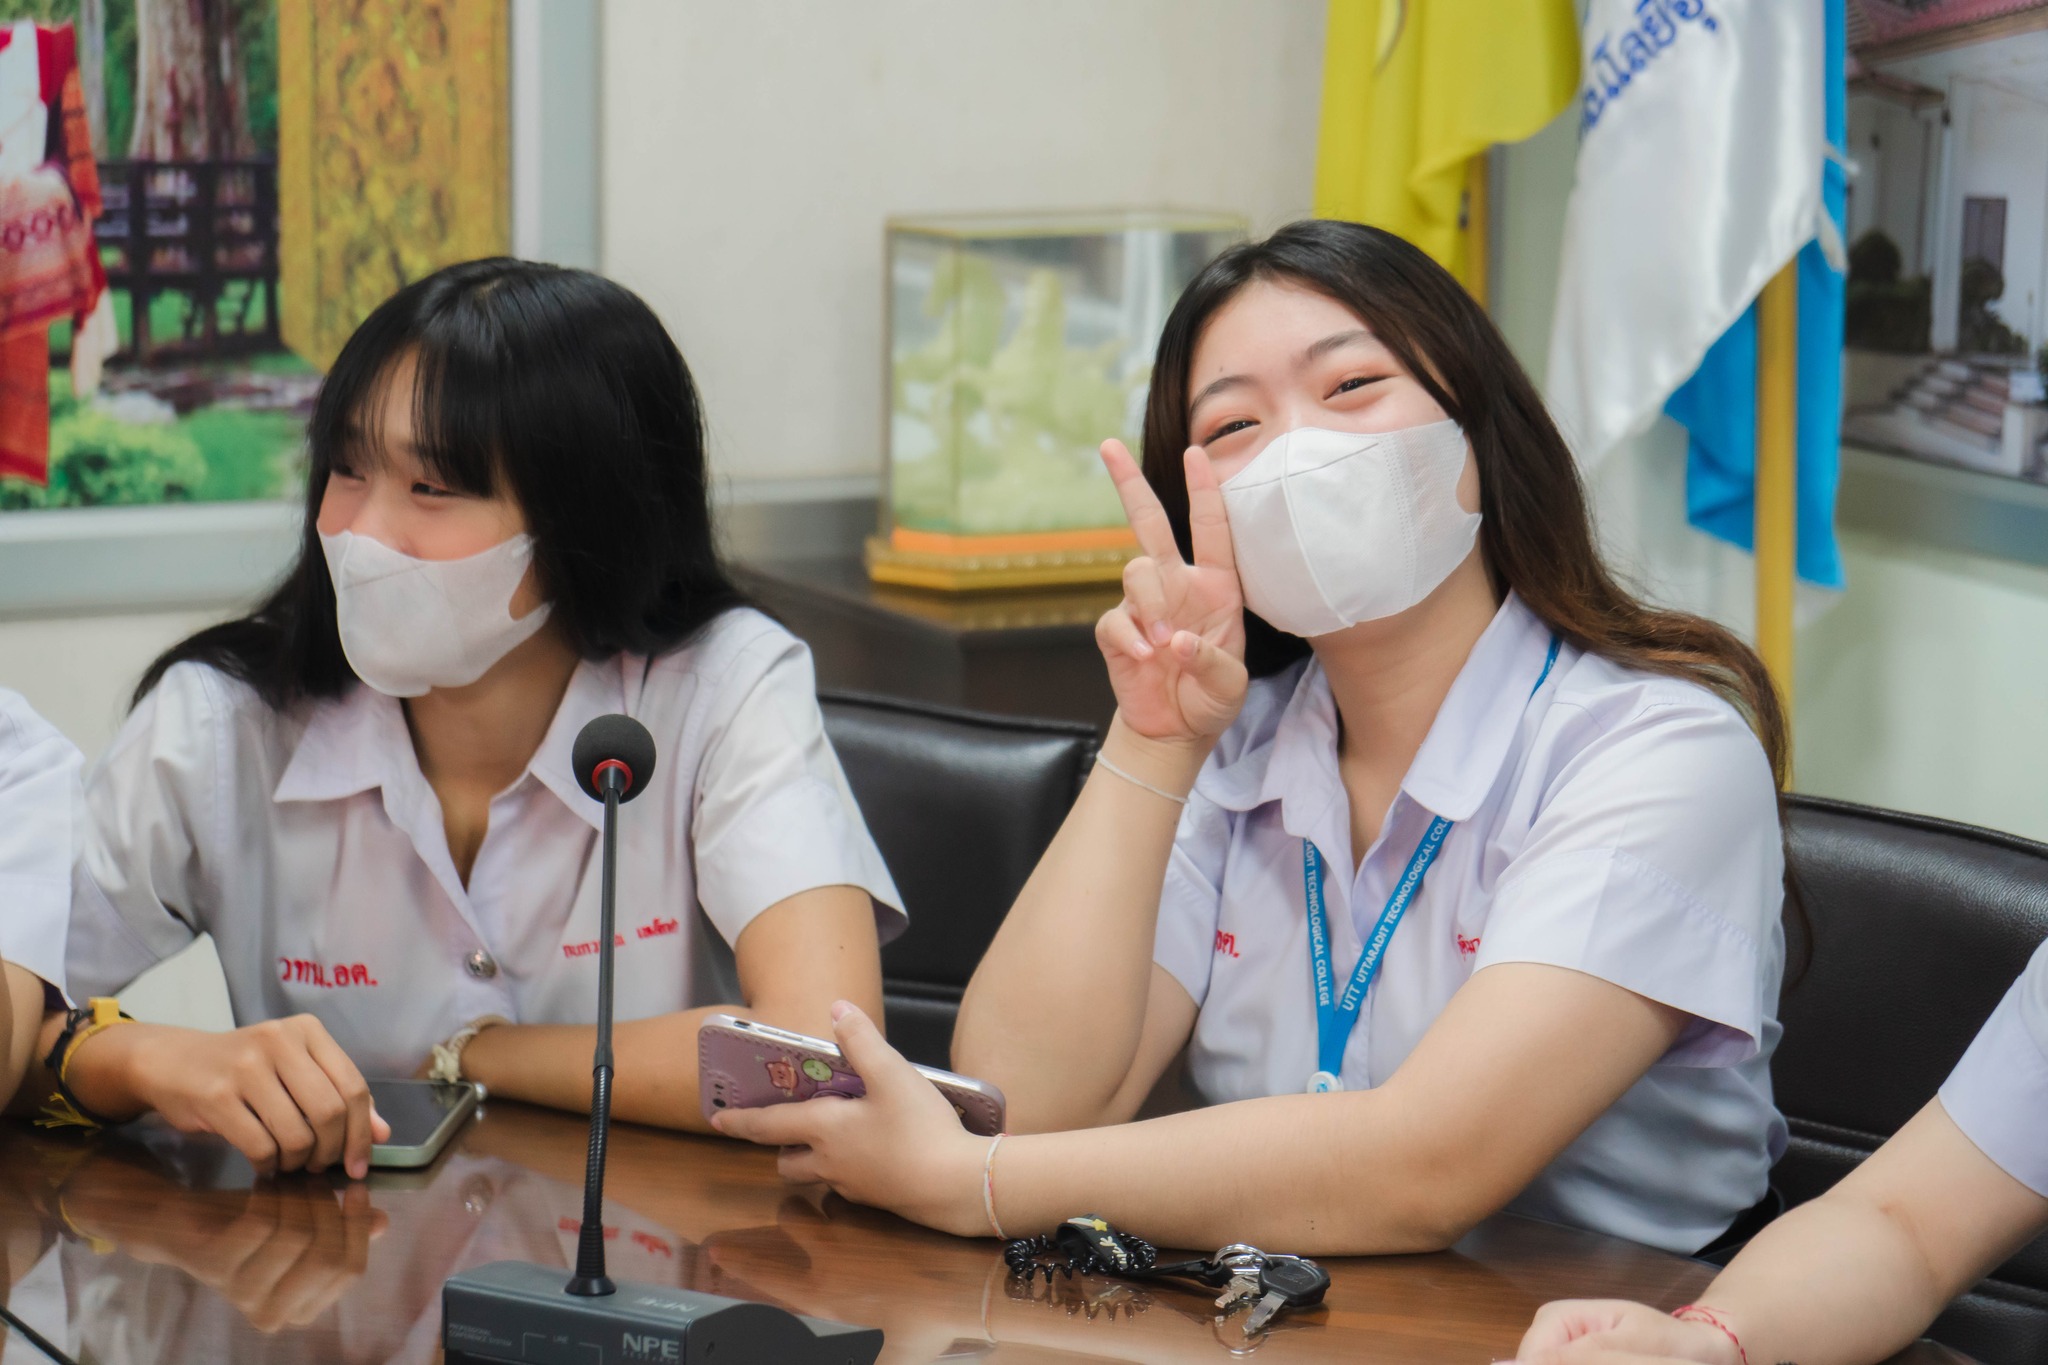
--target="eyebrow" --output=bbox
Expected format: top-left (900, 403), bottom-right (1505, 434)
top-left (1186, 328), bottom-right (1379, 420)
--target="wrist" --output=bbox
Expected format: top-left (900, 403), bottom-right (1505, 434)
top-left (1101, 715), bottom-right (1213, 798)
top-left (1671, 1304), bottom-right (1749, 1365)
top-left (64, 1020), bottom-right (158, 1122)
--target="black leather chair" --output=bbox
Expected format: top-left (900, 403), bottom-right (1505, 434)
top-left (819, 691), bottom-right (1097, 1069)
top-left (1776, 795), bottom-right (2048, 1365)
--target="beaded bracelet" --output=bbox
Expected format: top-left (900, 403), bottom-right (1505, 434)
top-left (982, 1133), bottom-right (1008, 1239)
top-left (1672, 1305), bottom-right (1748, 1365)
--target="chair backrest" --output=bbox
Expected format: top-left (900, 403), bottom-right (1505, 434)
top-left (820, 691), bottom-right (1096, 1069)
top-left (1777, 794), bottom-right (2048, 1362)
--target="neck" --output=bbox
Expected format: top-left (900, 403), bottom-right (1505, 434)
top-left (1314, 552), bottom-right (1502, 790)
top-left (403, 627), bottom-right (581, 796)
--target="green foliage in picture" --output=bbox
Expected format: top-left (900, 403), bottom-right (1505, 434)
top-left (0, 406), bottom-right (206, 510)
top-left (1844, 229), bottom-right (1932, 355)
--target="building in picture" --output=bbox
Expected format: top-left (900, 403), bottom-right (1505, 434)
top-left (1842, 0), bottom-right (2048, 485)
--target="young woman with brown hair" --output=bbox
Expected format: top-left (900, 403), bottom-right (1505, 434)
top-left (715, 220), bottom-right (1789, 1259)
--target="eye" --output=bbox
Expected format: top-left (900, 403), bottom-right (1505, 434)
top-left (1331, 375), bottom-right (1384, 397)
top-left (330, 459), bottom-right (364, 481)
top-left (1203, 418), bottom-right (1257, 445)
top-left (411, 480), bottom-right (458, 499)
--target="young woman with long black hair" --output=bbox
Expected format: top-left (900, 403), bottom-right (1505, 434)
top-left (38, 259), bottom-right (902, 1179)
top-left (715, 220), bottom-right (1790, 1259)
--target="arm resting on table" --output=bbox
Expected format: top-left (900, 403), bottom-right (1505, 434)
top-left (462, 883), bottom-right (884, 1134)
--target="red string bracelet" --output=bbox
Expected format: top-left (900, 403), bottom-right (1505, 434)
top-left (1672, 1305), bottom-right (1749, 1365)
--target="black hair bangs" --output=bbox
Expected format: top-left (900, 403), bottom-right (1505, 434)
top-left (140, 257), bottom-right (745, 709)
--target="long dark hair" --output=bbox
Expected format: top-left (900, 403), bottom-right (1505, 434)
top-left (1141, 220), bottom-right (1790, 787)
top-left (137, 258), bottom-right (746, 710)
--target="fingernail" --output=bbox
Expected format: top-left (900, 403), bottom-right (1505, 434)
top-left (347, 1159), bottom-right (366, 1180)
top-left (1149, 622), bottom-right (1171, 645)
top-left (709, 1112), bottom-right (726, 1132)
top-left (830, 1000), bottom-right (856, 1021)
top-left (1130, 637), bottom-right (1154, 659)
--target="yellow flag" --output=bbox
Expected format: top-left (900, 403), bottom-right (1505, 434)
top-left (1315, 0), bottom-right (1580, 292)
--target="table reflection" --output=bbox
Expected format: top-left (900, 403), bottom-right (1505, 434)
top-left (0, 1115), bottom-right (696, 1365)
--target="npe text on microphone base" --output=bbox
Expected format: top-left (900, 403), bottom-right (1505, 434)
top-left (443, 1260), bottom-right (883, 1365)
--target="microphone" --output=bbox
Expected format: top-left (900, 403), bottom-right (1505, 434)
top-left (441, 716), bottom-right (882, 1363)
top-left (565, 714), bottom-right (654, 1297)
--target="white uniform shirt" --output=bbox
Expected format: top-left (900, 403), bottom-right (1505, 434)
top-left (1154, 594), bottom-right (1787, 1254)
top-left (0, 687), bottom-right (80, 999)
top-left (1941, 938), bottom-right (2048, 1197)
top-left (66, 608), bottom-right (904, 1076)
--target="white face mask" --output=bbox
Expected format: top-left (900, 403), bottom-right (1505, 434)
top-left (318, 530), bottom-right (553, 698)
top-left (1219, 419), bottom-right (1481, 638)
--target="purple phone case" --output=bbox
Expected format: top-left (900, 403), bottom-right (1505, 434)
top-left (698, 1020), bottom-right (1005, 1137)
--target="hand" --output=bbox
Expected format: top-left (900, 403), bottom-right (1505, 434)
top-left (1096, 440), bottom-right (1248, 744)
top-left (64, 1166), bottom-right (388, 1333)
top-left (78, 1017), bottom-right (389, 1178)
top-left (710, 1001), bottom-right (988, 1238)
top-left (1515, 1300), bottom-right (1744, 1365)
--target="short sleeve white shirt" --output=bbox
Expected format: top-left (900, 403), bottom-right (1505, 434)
top-left (66, 608), bottom-right (904, 1076)
top-left (1940, 937), bottom-right (2048, 1196)
top-left (1153, 594), bottom-right (1788, 1255)
top-left (0, 687), bottom-right (80, 999)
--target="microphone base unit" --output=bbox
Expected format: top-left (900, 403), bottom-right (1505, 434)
top-left (443, 1260), bottom-right (883, 1365)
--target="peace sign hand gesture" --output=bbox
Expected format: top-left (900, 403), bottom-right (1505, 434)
top-left (1095, 441), bottom-right (1249, 746)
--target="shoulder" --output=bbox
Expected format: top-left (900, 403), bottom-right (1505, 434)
top-left (1542, 650), bottom-right (1776, 799)
top-left (112, 660), bottom-right (303, 774)
top-left (631, 608), bottom-right (822, 739)
top-left (0, 688), bottom-right (71, 763)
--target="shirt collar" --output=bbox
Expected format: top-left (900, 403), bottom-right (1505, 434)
top-left (1400, 592), bottom-right (1558, 822)
top-left (1196, 592), bottom-right (1558, 827)
top-left (273, 654), bottom-right (635, 833)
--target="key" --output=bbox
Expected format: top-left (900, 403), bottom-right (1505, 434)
top-left (1241, 1255), bottom-right (1331, 1335)
top-left (1213, 1272), bottom-right (1261, 1312)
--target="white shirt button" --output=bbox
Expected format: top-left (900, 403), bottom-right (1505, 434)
top-left (465, 948), bottom-right (498, 980)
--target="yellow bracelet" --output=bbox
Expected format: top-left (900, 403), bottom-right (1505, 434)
top-left (36, 997), bottom-right (133, 1132)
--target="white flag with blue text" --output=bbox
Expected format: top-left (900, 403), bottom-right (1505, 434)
top-left (1546, 0), bottom-right (1828, 471)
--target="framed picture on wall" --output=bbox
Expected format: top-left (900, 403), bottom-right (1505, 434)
top-left (1842, 0), bottom-right (2048, 489)
top-left (0, 0), bottom-right (508, 520)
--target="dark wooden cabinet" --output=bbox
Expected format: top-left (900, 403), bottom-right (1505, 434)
top-left (734, 555), bottom-right (1117, 733)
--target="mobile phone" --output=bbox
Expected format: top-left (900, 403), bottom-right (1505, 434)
top-left (368, 1079), bottom-right (480, 1169)
top-left (698, 1014), bottom-right (1006, 1137)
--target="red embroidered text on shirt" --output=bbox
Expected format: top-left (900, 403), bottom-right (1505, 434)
top-left (1214, 930), bottom-right (1241, 959)
top-left (279, 958), bottom-right (378, 987)
top-left (635, 917), bottom-right (680, 940)
top-left (561, 933), bottom-right (628, 959)
top-left (1456, 934), bottom-right (1481, 956)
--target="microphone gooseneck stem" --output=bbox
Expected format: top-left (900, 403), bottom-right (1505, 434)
top-left (567, 776), bottom-right (623, 1297)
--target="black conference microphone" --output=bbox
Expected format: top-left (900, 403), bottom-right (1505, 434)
top-left (442, 716), bottom-right (882, 1365)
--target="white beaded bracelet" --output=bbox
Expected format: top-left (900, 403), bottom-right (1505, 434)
top-left (1094, 754), bottom-right (1189, 807)
top-left (982, 1132), bottom-right (1008, 1240)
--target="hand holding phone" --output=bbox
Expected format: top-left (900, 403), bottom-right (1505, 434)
top-left (697, 1014), bottom-right (1006, 1136)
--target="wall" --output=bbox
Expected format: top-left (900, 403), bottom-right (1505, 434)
top-left (601, 0), bottom-right (1326, 489)
top-left (0, 0), bottom-right (1327, 761)
top-left (1497, 108), bottom-right (2048, 844)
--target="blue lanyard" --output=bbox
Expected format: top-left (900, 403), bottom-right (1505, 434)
top-left (1304, 633), bottom-right (1562, 1090)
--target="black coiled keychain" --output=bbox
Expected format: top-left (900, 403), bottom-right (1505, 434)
top-left (1003, 1215), bottom-right (1332, 1337)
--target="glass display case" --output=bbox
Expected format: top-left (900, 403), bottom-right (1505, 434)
top-left (871, 210), bottom-right (1246, 590)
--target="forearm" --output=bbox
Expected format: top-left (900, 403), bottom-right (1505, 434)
top-left (953, 716), bottom-right (1207, 1128)
top-left (462, 977), bottom-right (883, 1135)
top-left (1692, 1101), bottom-right (2048, 1365)
top-left (987, 1090), bottom-right (1477, 1255)
top-left (0, 963), bottom-right (35, 1105)
top-left (1690, 1198), bottom-right (1955, 1365)
top-left (463, 1005), bottom-right (735, 1134)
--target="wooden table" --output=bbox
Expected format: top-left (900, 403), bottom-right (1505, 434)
top-left (733, 555), bottom-right (1119, 733)
top-left (0, 1107), bottom-right (1968, 1365)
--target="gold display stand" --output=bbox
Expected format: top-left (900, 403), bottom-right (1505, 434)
top-left (865, 525), bottom-right (1138, 592)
